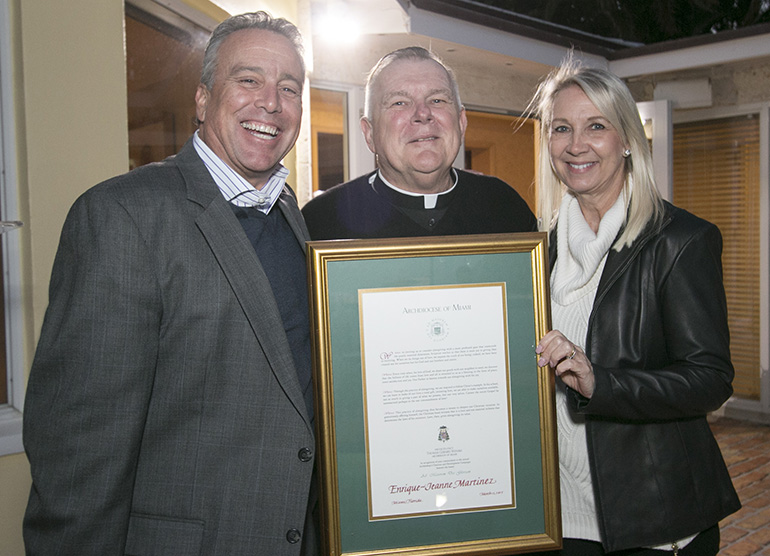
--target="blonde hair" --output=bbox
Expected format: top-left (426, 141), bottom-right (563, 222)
top-left (531, 55), bottom-right (663, 249)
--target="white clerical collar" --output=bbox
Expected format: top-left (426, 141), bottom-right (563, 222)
top-left (193, 130), bottom-right (287, 214)
top-left (375, 169), bottom-right (458, 209)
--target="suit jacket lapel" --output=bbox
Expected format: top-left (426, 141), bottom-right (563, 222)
top-left (277, 185), bottom-right (310, 252)
top-left (176, 141), bottom-right (311, 426)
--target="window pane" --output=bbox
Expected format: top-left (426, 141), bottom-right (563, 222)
top-left (673, 115), bottom-right (760, 400)
top-left (465, 111), bottom-right (536, 213)
top-left (310, 88), bottom-right (347, 193)
top-left (126, 5), bottom-right (208, 168)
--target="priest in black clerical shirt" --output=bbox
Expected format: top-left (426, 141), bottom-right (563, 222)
top-left (302, 46), bottom-right (536, 240)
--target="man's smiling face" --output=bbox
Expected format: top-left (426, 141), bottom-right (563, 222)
top-left (361, 58), bottom-right (467, 193)
top-left (195, 28), bottom-right (303, 190)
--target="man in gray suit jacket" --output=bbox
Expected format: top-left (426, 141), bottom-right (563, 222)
top-left (23, 12), bottom-right (317, 556)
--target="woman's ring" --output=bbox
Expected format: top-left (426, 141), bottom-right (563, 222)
top-left (567, 347), bottom-right (576, 360)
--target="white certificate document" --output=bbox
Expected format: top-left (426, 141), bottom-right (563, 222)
top-left (359, 283), bottom-right (515, 520)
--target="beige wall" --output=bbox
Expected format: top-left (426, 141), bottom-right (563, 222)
top-left (626, 56), bottom-right (770, 106)
top-left (1, 0), bottom-right (129, 551)
top-left (0, 452), bottom-right (29, 555)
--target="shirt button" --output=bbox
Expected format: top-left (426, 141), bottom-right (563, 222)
top-left (286, 528), bottom-right (301, 544)
top-left (298, 447), bottom-right (313, 462)
top-left (428, 218), bottom-right (436, 227)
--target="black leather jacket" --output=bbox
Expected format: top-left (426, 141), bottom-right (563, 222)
top-left (550, 201), bottom-right (741, 552)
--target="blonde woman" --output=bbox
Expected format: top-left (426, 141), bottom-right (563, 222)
top-left (527, 58), bottom-right (740, 555)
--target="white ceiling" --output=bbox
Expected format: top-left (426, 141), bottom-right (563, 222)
top-left (211, 0), bottom-right (408, 35)
top-left (204, 0), bottom-right (770, 79)
top-left (205, 0), bottom-right (556, 97)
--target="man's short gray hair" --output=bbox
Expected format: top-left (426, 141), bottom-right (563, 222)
top-left (363, 46), bottom-right (462, 120)
top-left (200, 11), bottom-right (304, 90)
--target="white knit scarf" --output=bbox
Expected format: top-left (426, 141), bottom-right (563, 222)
top-left (550, 191), bottom-right (626, 543)
top-left (551, 192), bottom-right (626, 307)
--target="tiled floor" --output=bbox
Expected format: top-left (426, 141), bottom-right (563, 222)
top-left (711, 417), bottom-right (770, 555)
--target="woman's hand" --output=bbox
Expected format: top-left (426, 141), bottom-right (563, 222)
top-left (536, 330), bottom-right (595, 399)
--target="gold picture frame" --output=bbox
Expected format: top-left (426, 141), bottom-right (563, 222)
top-left (307, 232), bottom-right (560, 556)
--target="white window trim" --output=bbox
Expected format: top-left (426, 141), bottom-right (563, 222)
top-left (310, 80), bottom-right (374, 182)
top-left (637, 100), bottom-right (673, 201)
top-left (673, 103), bottom-right (770, 423)
top-left (0, 0), bottom-right (26, 455)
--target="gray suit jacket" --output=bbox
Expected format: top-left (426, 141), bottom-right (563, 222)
top-left (23, 140), bottom-right (317, 556)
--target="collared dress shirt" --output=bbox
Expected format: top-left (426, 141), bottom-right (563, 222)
top-left (193, 130), bottom-right (288, 213)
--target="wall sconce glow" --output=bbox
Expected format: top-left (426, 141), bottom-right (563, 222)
top-left (316, 3), bottom-right (361, 45)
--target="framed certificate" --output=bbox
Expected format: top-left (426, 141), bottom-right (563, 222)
top-left (307, 233), bottom-right (559, 556)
